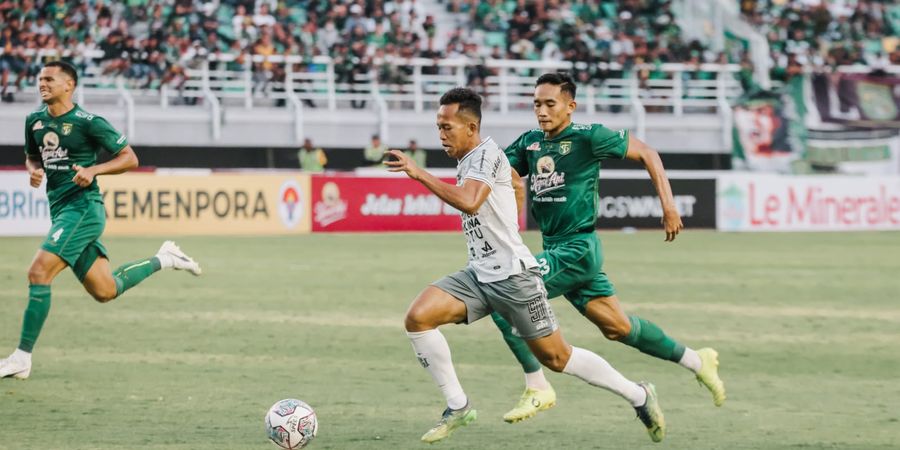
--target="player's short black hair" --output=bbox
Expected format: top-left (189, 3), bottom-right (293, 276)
top-left (536, 72), bottom-right (576, 99)
top-left (439, 87), bottom-right (482, 125)
top-left (45, 60), bottom-right (79, 86)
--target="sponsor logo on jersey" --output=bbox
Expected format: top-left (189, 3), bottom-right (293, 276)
top-left (531, 155), bottom-right (566, 197)
top-left (75, 111), bottom-right (95, 120)
top-left (40, 131), bottom-right (70, 168)
top-left (618, 129), bottom-right (626, 139)
top-left (526, 142), bottom-right (541, 151)
top-left (32, 121), bottom-right (43, 131)
top-left (536, 155), bottom-right (555, 175)
top-left (559, 141), bottom-right (572, 155)
top-left (572, 123), bottom-right (591, 130)
top-left (314, 182), bottom-right (348, 227)
top-left (61, 123), bottom-right (73, 136)
top-left (277, 180), bottom-right (304, 229)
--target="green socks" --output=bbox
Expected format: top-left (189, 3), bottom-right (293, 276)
top-left (113, 257), bottom-right (162, 297)
top-left (491, 312), bottom-right (543, 374)
top-left (18, 284), bottom-right (51, 352)
top-left (621, 315), bottom-right (686, 363)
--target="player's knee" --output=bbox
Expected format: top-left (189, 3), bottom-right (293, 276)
top-left (89, 287), bottom-right (118, 303)
top-left (600, 320), bottom-right (631, 341)
top-left (539, 352), bottom-right (569, 372)
top-left (404, 308), bottom-right (430, 332)
top-left (27, 265), bottom-right (51, 284)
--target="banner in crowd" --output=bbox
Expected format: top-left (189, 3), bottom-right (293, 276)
top-left (0, 171), bottom-right (51, 236)
top-left (101, 173), bottom-right (311, 235)
top-left (717, 174), bottom-right (900, 231)
top-left (806, 135), bottom-right (900, 175)
top-left (811, 73), bottom-right (900, 128)
top-left (732, 77), bottom-right (808, 173)
top-left (311, 175), bottom-right (466, 232)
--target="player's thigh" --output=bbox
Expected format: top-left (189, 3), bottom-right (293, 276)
top-left (27, 249), bottom-right (69, 284)
top-left (81, 254), bottom-right (118, 301)
top-left (406, 271), bottom-right (482, 330)
top-left (538, 236), bottom-right (601, 300)
top-left (564, 271), bottom-right (617, 315)
top-left (485, 267), bottom-right (559, 341)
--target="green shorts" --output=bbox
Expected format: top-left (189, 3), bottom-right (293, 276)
top-left (41, 196), bottom-right (108, 282)
top-left (536, 232), bottom-right (615, 314)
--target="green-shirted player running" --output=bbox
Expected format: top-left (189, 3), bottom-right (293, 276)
top-left (0, 61), bottom-right (202, 380)
top-left (494, 73), bottom-right (726, 423)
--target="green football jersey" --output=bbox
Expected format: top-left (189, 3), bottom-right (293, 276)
top-left (24, 104), bottom-right (128, 215)
top-left (506, 122), bottom-right (629, 238)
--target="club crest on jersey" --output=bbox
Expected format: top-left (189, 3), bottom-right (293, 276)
top-left (61, 123), bottom-right (73, 136)
top-left (32, 121), bottom-right (43, 131)
top-left (526, 142), bottom-right (541, 151)
top-left (558, 141), bottom-right (572, 155)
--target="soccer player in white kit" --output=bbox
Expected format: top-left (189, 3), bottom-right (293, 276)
top-left (384, 88), bottom-right (666, 444)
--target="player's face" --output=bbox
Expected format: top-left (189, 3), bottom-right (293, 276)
top-left (38, 67), bottom-right (74, 104)
top-left (533, 84), bottom-right (575, 135)
top-left (436, 104), bottom-right (475, 160)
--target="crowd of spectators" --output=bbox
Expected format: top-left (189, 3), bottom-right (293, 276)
top-left (0, 0), bottom-right (897, 103)
top-left (741, 0), bottom-right (899, 82)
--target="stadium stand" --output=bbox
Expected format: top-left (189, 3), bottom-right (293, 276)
top-left (0, 0), bottom-right (895, 155)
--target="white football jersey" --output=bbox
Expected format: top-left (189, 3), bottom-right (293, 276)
top-left (456, 137), bottom-right (538, 283)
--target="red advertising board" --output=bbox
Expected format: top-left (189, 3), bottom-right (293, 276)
top-left (311, 175), bottom-right (464, 232)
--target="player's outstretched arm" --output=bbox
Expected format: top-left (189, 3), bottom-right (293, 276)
top-left (384, 149), bottom-right (490, 215)
top-left (72, 145), bottom-right (139, 188)
top-left (624, 136), bottom-right (683, 242)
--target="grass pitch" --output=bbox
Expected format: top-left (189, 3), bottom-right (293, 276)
top-left (1, 231), bottom-right (898, 449)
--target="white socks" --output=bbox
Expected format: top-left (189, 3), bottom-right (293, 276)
top-left (407, 329), bottom-right (468, 410)
top-left (562, 346), bottom-right (647, 407)
top-left (679, 347), bottom-right (702, 373)
top-left (155, 253), bottom-right (174, 269)
top-left (524, 369), bottom-right (551, 390)
top-left (12, 348), bottom-right (31, 360)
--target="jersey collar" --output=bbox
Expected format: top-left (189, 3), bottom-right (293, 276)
top-left (543, 122), bottom-right (575, 142)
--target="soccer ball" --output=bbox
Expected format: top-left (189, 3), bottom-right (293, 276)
top-left (265, 399), bottom-right (318, 449)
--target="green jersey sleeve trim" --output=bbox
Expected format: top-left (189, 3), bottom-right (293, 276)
top-left (505, 130), bottom-right (537, 176)
top-left (590, 125), bottom-right (629, 160)
top-left (24, 115), bottom-right (40, 158)
top-left (88, 115), bottom-right (128, 155)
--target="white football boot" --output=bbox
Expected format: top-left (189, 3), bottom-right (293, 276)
top-left (0, 350), bottom-right (32, 380)
top-left (157, 241), bottom-right (202, 276)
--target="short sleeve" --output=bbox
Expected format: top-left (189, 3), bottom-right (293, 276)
top-left (24, 118), bottom-right (39, 158)
top-left (464, 147), bottom-right (503, 189)
top-left (504, 131), bottom-right (530, 175)
top-left (89, 116), bottom-right (128, 155)
top-left (591, 125), bottom-right (629, 160)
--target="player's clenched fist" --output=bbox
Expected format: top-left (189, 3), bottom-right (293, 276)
top-left (29, 168), bottom-right (44, 187)
top-left (71, 164), bottom-right (96, 187)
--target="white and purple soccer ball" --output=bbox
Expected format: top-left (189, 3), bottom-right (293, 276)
top-left (265, 399), bottom-right (318, 449)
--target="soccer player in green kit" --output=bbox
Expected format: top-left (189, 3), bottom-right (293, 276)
top-left (495, 73), bottom-right (726, 422)
top-left (0, 61), bottom-right (201, 380)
